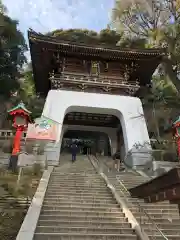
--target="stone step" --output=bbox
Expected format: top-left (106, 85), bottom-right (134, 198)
top-left (44, 195), bottom-right (114, 200)
top-left (48, 185), bottom-right (107, 189)
top-left (47, 186), bottom-right (109, 190)
top-left (148, 235), bottom-right (179, 240)
top-left (133, 212), bottom-right (180, 218)
top-left (50, 177), bottom-right (103, 181)
top-left (52, 172), bottom-right (99, 173)
top-left (45, 193), bottom-right (113, 198)
top-left (37, 219), bottom-right (130, 227)
top-left (51, 176), bottom-right (103, 183)
top-left (136, 217), bottom-right (180, 224)
top-left (114, 176), bottom-right (143, 182)
top-left (166, 219), bottom-right (180, 224)
top-left (50, 175), bottom-right (104, 179)
top-left (47, 185), bottom-right (108, 189)
top-left (124, 199), bottom-right (177, 207)
top-left (145, 222), bottom-right (180, 230)
top-left (130, 208), bottom-right (179, 214)
top-left (35, 226), bottom-right (134, 234)
top-left (121, 198), bottom-right (144, 203)
top-left (46, 189), bottom-right (110, 194)
top-left (42, 205), bottom-right (121, 212)
top-left (144, 227), bottom-right (180, 235)
top-left (49, 179), bottom-right (105, 183)
top-left (52, 172), bottom-right (100, 175)
top-left (48, 184), bottom-right (106, 188)
top-left (115, 179), bottom-right (145, 182)
top-left (116, 177), bottom-right (145, 181)
top-left (119, 177), bottom-right (145, 180)
top-left (40, 209), bottom-right (124, 217)
top-left (42, 202), bottom-right (120, 208)
top-left (52, 172), bottom-right (97, 175)
top-left (43, 199), bottom-right (117, 205)
top-left (47, 184), bottom-right (107, 189)
top-left (33, 233), bottom-right (137, 240)
top-left (39, 214), bottom-right (127, 221)
top-left (51, 174), bottom-right (100, 176)
top-left (121, 181), bottom-right (146, 185)
top-left (51, 173), bottom-right (99, 177)
top-left (50, 176), bottom-right (102, 179)
top-left (133, 205), bottom-right (179, 210)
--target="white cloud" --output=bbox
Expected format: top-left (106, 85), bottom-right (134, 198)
top-left (3, 0), bottom-right (114, 34)
top-left (3, 0), bottom-right (74, 33)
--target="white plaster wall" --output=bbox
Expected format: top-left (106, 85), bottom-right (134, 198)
top-left (42, 90), bottom-right (150, 164)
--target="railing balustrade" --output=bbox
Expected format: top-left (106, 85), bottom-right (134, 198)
top-left (49, 72), bottom-right (140, 89)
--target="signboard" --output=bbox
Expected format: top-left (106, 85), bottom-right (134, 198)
top-left (26, 117), bottom-right (58, 141)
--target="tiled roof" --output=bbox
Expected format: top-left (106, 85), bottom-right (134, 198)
top-left (28, 30), bottom-right (166, 60)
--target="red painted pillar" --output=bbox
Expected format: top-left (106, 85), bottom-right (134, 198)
top-left (12, 127), bottom-right (23, 155)
top-left (177, 137), bottom-right (180, 161)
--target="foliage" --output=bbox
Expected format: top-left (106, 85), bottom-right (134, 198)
top-left (19, 66), bottom-right (35, 99)
top-left (47, 28), bottom-right (121, 45)
top-left (0, 165), bottom-right (42, 240)
top-left (0, 1), bottom-right (27, 98)
top-left (111, 0), bottom-right (180, 91)
top-left (18, 64), bottom-right (44, 119)
top-left (0, 1), bottom-right (27, 128)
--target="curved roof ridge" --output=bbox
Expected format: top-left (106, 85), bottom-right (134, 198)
top-left (28, 29), bottom-right (166, 56)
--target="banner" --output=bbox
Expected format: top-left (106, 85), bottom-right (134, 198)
top-left (26, 117), bottom-right (58, 141)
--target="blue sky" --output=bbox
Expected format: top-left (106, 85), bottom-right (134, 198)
top-left (3, 0), bottom-right (114, 43)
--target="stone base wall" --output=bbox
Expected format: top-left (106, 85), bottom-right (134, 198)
top-left (125, 149), bottom-right (153, 169)
top-left (0, 138), bottom-right (60, 167)
top-left (0, 152), bottom-right (46, 167)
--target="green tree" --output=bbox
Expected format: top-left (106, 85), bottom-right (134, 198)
top-left (17, 63), bottom-right (45, 119)
top-left (0, 1), bottom-right (27, 127)
top-left (19, 64), bottom-right (35, 99)
top-left (111, 0), bottom-right (180, 91)
top-left (47, 28), bottom-right (121, 45)
top-left (0, 4), bottom-right (27, 97)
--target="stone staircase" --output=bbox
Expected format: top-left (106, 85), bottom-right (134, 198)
top-left (33, 156), bottom-right (137, 240)
top-left (107, 170), bottom-right (180, 240)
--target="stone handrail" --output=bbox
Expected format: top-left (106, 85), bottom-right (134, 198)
top-left (16, 166), bottom-right (54, 240)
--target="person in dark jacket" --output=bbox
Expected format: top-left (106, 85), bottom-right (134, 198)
top-left (112, 151), bottom-right (121, 171)
top-left (71, 142), bottom-right (78, 162)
